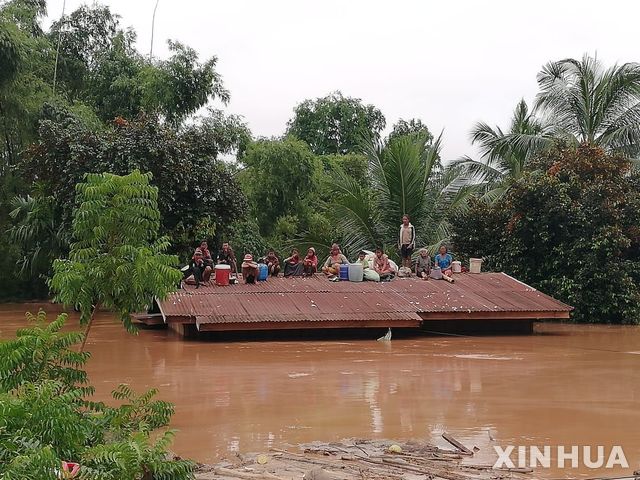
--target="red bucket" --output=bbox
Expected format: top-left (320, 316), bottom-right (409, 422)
top-left (214, 264), bottom-right (231, 286)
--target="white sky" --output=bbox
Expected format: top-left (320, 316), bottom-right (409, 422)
top-left (45, 0), bottom-right (640, 161)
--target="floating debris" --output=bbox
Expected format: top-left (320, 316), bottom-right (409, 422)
top-left (194, 438), bottom-right (535, 479)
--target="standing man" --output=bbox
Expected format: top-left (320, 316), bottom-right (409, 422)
top-left (217, 242), bottom-right (237, 275)
top-left (398, 214), bottom-right (416, 271)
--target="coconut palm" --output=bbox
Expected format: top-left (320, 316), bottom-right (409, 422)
top-left (452, 99), bottom-right (553, 201)
top-left (534, 54), bottom-right (640, 156)
top-left (322, 133), bottom-right (472, 257)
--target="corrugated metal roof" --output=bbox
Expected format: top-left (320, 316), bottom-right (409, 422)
top-left (159, 273), bottom-right (572, 327)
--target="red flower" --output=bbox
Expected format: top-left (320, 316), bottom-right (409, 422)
top-left (60, 461), bottom-right (80, 479)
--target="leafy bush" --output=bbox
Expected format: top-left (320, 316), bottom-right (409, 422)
top-left (451, 145), bottom-right (640, 324)
top-left (0, 310), bottom-right (195, 480)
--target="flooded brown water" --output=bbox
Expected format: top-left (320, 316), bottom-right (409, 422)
top-left (1, 304), bottom-right (639, 477)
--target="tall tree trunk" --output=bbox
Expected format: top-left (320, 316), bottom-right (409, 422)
top-left (0, 99), bottom-right (14, 172)
top-left (79, 303), bottom-right (99, 352)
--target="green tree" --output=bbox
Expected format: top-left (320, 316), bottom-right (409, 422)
top-left (48, 4), bottom-right (121, 97)
top-left (387, 118), bottom-right (433, 144)
top-left (453, 99), bottom-right (552, 200)
top-left (146, 40), bottom-right (229, 125)
top-left (240, 138), bottom-right (320, 236)
top-left (493, 55), bottom-right (640, 159)
top-left (49, 170), bottom-right (182, 350)
top-left (286, 91), bottom-right (385, 154)
top-left (319, 152), bottom-right (369, 185)
top-left (8, 190), bottom-right (69, 294)
top-left (49, 4), bottom-right (228, 124)
top-left (322, 133), bottom-right (471, 258)
top-left (19, 109), bottom-right (248, 257)
top-left (0, 310), bottom-right (195, 479)
top-left (452, 144), bottom-right (640, 324)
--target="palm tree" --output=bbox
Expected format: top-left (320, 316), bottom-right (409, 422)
top-left (453, 99), bottom-right (552, 200)
top-left (456, 55), bottom-right (640, 200)
top-left (8, 192), bottom-right (69, 280)
top-left (534, 54), bottom-right (640, 157)
top-left (321, 133), bottom-right (471, 257)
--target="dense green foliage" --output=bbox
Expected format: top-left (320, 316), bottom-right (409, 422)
top-left (19, 108), bottom-right (247, 255)
top-left (452, 145), bottom-right (640, 323)
top-left (1, 0), bottom-right (639, 323)
top-left (50, 171), bottom-right (182, 348)
top-left (240, 138), bottom-right (320, 236)
top-left (286, 91), bottom-right (386, 155)
top-left (0, 310), bottom-right (194, 479)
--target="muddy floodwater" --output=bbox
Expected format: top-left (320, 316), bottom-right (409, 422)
top-left (1, 304), bottom-right (639, 477)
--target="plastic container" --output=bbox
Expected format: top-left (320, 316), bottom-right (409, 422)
top-left (257, 263), bottom-right (268, 281)
top-left (430, 266), bottom-right (442, 280)
top-left (339, 264), bottom-right (349, 281)
top-left (215, 264), bottom-right (231, 286)
top-left (451, 261), bottom-right (462, 273)
top-left (469, 258), bottom-right (483, 274)
top-left (348, 263), bottom-right (363, 282)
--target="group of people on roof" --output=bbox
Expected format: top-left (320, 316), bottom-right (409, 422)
top-left (183, 215), bottom-right (456, 287)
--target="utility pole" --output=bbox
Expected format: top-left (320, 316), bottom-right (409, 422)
top-left (149, 0), bottom-right (160, 61)
top-left (52, 0), bottom-right (67, 94)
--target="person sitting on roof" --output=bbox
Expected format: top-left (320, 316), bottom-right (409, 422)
top-left (184, 247), bottom-right (212, 288)
top-left (415, 248), bottom-right (431, 280)
top-left (264, 249), bottom-right (280, 277)
top-left (434, 244), bottom-right (453, 277)
top-left (322, 243), bottom-right (349, 277)
top-left (241, 253), bottom-right (259, 284)
top-left (302, 247), bottom-right (318, 276)
top-left (217, 242), bottom-right (237, 274)
top-left (373, 247), bottom-right (394, 281)
top-left (199, 240), bottom-right (214, 267)
top-left (356, 250), bottom-right (380, 282)
top-left (283, 248), bottom-right (304, 277)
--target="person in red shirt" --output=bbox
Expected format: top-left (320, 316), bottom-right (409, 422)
top-left (302, 247), bottom-right (318, 276)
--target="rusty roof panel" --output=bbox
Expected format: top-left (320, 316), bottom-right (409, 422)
top-left (195, 311), bottom-right (422, 325)
top-left (160, 273), bottom-right (572, 326)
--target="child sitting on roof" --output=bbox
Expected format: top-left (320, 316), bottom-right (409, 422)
top-left (264, 249), bottom-right (281, 277)
top-left (415, 248), bottom-right (431, 280)
top-left (356, 250), bottom-right (380, 282)
top-left (302, 247), bottom-right (318, 276)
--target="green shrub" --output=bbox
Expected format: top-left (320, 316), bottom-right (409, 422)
top-left (0, 311), bottom-right (195, 479)
top-left (451, 145), bottom-right (640, 324)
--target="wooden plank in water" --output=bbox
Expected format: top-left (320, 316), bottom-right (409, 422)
top-left (442, 433), bottom-right (473, 456)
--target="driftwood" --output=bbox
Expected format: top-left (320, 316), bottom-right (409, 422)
top-left (441, 433), bottom-right (473, 456)
top-left (196, 439), bottom-right (535, 480)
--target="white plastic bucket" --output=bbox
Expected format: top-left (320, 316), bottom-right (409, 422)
top-left (348, 263), bottom-right (364, 282)
top-left (430, 266), bottom-right (442, 280)
top-left (451, 261), bottom-right (462, 273)
top-left (469, 258), bottom-right (483, 274)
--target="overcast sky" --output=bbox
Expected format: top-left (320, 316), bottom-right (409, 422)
top-left (45, 0), bottom-right (639, 161)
